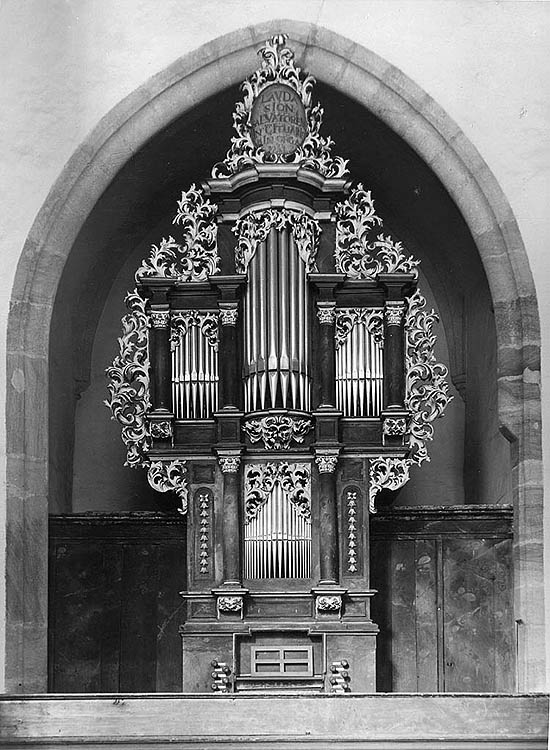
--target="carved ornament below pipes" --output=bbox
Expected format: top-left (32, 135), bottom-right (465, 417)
top-left (105, 289), bottom-right (151, 468)
top-left (244, 462), bottom-right (311, 523)
top-left (233, 208), bottom-right (321, 273)
top-left (334, 184), bottom-right (419, 279)
top-left (170, 311), bottom-right (219, 351)
top-left (334, 308), bottom-right (384, 350)
top-left (135, 184), bottom-right (219, 282)
top-left (242, 414), bottom-right (312, 451)
top-left (211, 34), bottom-right (348, 179)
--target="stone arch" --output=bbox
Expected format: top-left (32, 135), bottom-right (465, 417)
top-left (6, 19), bottom-right (543, 692)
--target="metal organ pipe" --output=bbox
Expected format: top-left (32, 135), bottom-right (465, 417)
top-left (171, 317), bottom-right (219, 420)
top-left (335, 313), bottom-right (384, 417)
top-left (244, 485), bottom-right (312, 579)
top-left (244, 228), bottom-right (310, 413)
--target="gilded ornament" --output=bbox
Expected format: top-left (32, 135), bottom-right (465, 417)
top-left (170, 311), bottom-right (219, 351)
top-left (149, 420), bottom-right (173, 439)
top-left (314, 450), bottom-right (339, 474)
top-left (218, 455), bottom-right (241, 474)
top-left (335, 308), bottom-right (384, 350)
top-left (147, 460), bottom-right (189, 515)
top-left (219, 306), bottom-right (238, 326)
top-left (316, 595), bottom-right (342, 612)
top-left (368, 456), bottom-right (411, 513)
top-left (217, 596), bottom-right (243, 613)
top-left (316, 303), bottom-right (336, 325)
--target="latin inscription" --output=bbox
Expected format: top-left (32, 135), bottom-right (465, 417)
top-left (250, 83), bottom-right (307, 156)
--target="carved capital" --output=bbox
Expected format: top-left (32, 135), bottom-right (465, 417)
top-left (315, 449), bottom-right (339, 474)
top-left (150, 310), bottom-right (170, 329)
top-left (385, 303), bottom-right (405, 327)
top-left (316, 302), bottom-right (336, 325)
top-left (219, 305), bottom-right (238, 326)
top-left (217, 595), bottom-right (243, 614)
top-left (218, 454), bottom-right (241, 474)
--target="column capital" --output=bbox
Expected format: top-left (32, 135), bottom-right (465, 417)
top-left (314, 448), bottom-right (340, 474)
top-left (219, 302), bottom-right (238, 326)
top-left (217, 450), bottom-right (242, 473)
top-left (316, 301), bottom-right (336, 325)
top-left (150, 309), bottom-right (170, 328)
top-left (384, 301), bottom-right (405, 327)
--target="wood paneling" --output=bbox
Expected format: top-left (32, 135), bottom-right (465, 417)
top-left (371, 505), bottom-right (514, 693)
top-left (48, 514), bottom-right (186, 693)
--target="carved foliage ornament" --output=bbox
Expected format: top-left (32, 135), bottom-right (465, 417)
top-left (233, 208), bottom-right (320, 273)
top-left (212, 34), bottom-right (348, 178)
top-left (405, 289), bottom-right (453, 466)
top-left (335, 184), bottom-right (420, 279)
top-left (147, 460), bottom-right (189, 515)
top-left (136, 185), bottom-right (219, 282)
top-left (314, 450), bottom-right (339, 474)
top-left (217, 596), bottom-right (243, 613)
top-left (335, 308), bottom-right (384, 350)
top-left (105, 289), bottom-right (151, 467)
top-left (316, 595), bottom-right (342, 613)
top-left (170, 311), bottom-right (219, 351)
top-left (368, 457), bottom-right (411, 514)
top-left (244, 462), bottom-right (311, 523)
top-left (243, 414), bottom-right (312, 451)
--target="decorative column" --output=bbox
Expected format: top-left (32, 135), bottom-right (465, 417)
top-left (217, 451), bottom-right (243, 587)
top-left (149, 308), bottom-right (172, 412)
top-left (219, 303), bottom-right (239, 409)
top-left (314, 449), bottom-right (340, 584)
top-left (316, 302), bottom-right (337, 408)
top-left (383, 301), bottom-right (406, 410)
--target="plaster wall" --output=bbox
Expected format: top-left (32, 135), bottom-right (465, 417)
top-left (1, 0), bottom-right (549, 690)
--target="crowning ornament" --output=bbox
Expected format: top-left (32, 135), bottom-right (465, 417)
top-left (212, 34), bottom-right (348, 178)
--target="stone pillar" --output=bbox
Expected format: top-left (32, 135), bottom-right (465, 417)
top-left (316, 302), bottom-right (337, 408)
top-left (218, 302), bottom-right (239, 410)
top-left (217, 451), bottom-right (242, 585)
top-left (383, 301), bottom-right (406, 409)
top-left (315, 449), bottom-right (340, 584)
top-left (149, 308), bottom-right (172, 412)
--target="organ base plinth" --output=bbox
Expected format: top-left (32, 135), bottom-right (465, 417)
top-left (180, 591), bottom-right (378, 693)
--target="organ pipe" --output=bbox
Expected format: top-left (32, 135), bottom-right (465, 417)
top-left (244, 229), bottom-right (310, 412)
top-left (335, 315), bottom-right (384, 417)
top-left (244, 484), bottom-right (311, 580)
top-left (171, 318), bottom-right (219, 420)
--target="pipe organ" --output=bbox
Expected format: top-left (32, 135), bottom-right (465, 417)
top-left (106, 34), bottom-right (451, 694)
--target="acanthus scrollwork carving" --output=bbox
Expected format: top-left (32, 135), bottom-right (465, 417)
top-left (170, 311), bottom-right (219, 351)
top-left (335, 184), bottom-right (419, 279)
top-left (147, 460), bottom-right (189, 515)
top-left (242, 414), bottom-right (312, 451)
top-left (368, 457), bottom-right (411, 514)
top-left (244, 462), bottom-right (311, 523)
top-left (405, 289), bottom-right (453, 467)
top-left (105, 289), bottom-right (151, 468)
top-left (212, 34), bottom-right (348, 179)
top-left (233, 208), bottom-right (320, 273)
top-left (136, 184), bottom-right (219, 282)
top-left (334, 308), bottom-right (384, 350)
